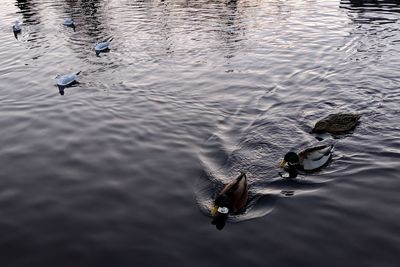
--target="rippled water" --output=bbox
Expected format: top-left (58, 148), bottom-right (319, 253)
top-left (1, 0), bottom-right (400, 266)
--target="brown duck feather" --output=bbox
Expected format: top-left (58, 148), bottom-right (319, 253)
top-left (219, 173), bottom-right (248, 213)
top-left (312, 113), bottom-right (361, 133)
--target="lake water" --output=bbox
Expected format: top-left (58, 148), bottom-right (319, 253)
top-left (1, 0), bottom-right (400, 266)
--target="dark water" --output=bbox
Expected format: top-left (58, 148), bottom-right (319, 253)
top-left (1, 0), bottom-right (400, 266)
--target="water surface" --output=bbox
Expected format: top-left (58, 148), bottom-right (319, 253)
top-left (1, 0), bottom-right (399, 266)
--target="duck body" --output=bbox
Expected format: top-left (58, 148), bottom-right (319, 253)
top-left (218, 172), bottom-right (248, 213)
top-left (298, 144), bottom-right (334, 171)
top-left (211, 172), bottom-right (248, 230)
top-left (56, 71), bottom-right (81, 87)
top-left (95, 37), bottom-right (113, 53)
top-left (280, 144), bottom-right (334, 178)
top-left (312, 113), bottom-right (361, 134)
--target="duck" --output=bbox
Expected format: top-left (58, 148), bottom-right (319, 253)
top-left (211, 172), bottom-right (248, 230)
top-left (56, 71), bottom-right (81, 87)
top-left (279, 144), bottom-right (334, 178)
top-left (63, 18), bottom-right (75, 28)
top-left (311, 113), bottom-right (361, 134)
top-left (95, 37), bottom-right (113, 55)
top-left (12, 21), bottom-right (22, 33)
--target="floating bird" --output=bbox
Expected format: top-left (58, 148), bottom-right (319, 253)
top-left (12, 21), bottom-right (22, 33)
top-left (56, 71), bottom-right (81, 87)
top-left (311, 113), bottom-right (361, 134)
top-left (95, 37), bottom-right (113, 55)
top-left (211, 172), bottom-right (248, 230)
top-left (63, 18), bottom-right (75, 28)
top-left (279, 144), bottom-right (334, 178)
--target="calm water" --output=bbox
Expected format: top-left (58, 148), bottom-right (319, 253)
top-left (1, 0), bottom-right (400, 266)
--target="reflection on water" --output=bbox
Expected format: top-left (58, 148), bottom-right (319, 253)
top-left (214, 0), bottom-right (245, 62)
top-left (339, 0), bottom-right (400, 63)
top-left (341, 0), bottom-right (400, 24)
top-left (341, 0), bottom-right (400, 10)
top-left (59, 0), bottom-right (110, 57)
top-left (16, 0), bottom-right (39, 24)
top-left (1, 0), bottom-right (400, 266)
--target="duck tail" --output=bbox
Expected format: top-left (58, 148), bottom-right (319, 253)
top-left (103, 36), bottom-right (113, 43)
top-left (329, 143), bottom-right (335, 153)
top-left (238, 172), bottom-right (247, 181)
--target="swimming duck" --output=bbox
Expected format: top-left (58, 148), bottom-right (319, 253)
top-left (279, 144), bottom-right (334, 178)
top-left (95, 37), bottom-right (113, 55)
top-left (63, 18), bottom-right (75, 28)
top-left (311, 113), bottom-right (361, 134)
top-left (12, 21), bottom-right (22, 33)
top-left (56, 71), bottom-right (81, 87)
top-left (211, 172), bottom-right (248, 230)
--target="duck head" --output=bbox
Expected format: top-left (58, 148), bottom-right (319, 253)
top-left (211, 193), bottom-right (230, 230)
top-left (311, 120), bottom-right (328, 133)
top-left (279, 152), bottom-right (300, 168)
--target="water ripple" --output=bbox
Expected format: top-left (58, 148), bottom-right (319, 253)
top-left (1, 0), bottom-right (400, 266)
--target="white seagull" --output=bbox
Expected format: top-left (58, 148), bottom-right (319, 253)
top-left (95, 37), bottom-right (113, 54)
top-left (63, 18), bottom-right (75, 27)
top-left (56, 71), bottom-right (81, 87)
top-left (12, 21), bottom-right (22, 32)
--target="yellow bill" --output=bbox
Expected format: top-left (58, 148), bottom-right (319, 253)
top-left (211, 205), bottom-right (218, 216)
top-left (279, 159), bottom-right (287, 168)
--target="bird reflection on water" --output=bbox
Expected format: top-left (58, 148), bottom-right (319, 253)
top-left (57, 82), bottom-right (79, 96)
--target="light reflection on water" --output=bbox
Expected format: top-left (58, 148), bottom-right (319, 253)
top-left (0, 0), bottom-right (400, 266)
